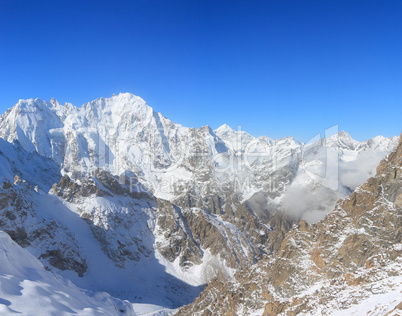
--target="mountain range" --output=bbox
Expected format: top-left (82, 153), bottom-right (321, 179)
top-left (0, 93), bottom-right (400, 315)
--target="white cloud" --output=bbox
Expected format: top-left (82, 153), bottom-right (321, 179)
top-left (339, 150), bottom-right (386, 190)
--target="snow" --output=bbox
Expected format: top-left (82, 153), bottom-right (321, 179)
top-left (132, 304), bottom-right (173, 315)
top-left (330, 288), bottom-right (401, 316)
top-left (0, 138), bottom-right (61, 191)
top-left (42, 193), bottom-right (204, 309)
top-left (0, 224), bottom-right (186, 316)
top-left (154, 246), bottom-right (233, 287)
top-left (0, 230), bottom-right (135, 315)
top-left (306, 271), bottom-right (402, 316)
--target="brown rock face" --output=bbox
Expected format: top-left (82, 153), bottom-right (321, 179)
top-left (176, 132), bottom-right (402, 316)
top-left (154, 198), bottom-right (266, 271)
top-left (154, 199), bottom-right (204, 267)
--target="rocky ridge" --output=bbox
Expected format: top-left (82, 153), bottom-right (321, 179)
top-left (177, 131), bottom-right (402, 315)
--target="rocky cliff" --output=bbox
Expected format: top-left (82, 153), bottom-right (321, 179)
top-left (177, 131), bottom-right (402, 315)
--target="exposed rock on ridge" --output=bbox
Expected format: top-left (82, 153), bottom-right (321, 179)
top-left (177, 131), bottom-right (402, 315)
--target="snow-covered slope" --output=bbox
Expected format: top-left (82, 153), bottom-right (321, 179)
top-left (0, 230), bottom-right (135, 315)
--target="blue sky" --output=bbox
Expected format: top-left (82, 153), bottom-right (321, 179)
top-left (0, 0), bottom-right (401, 141)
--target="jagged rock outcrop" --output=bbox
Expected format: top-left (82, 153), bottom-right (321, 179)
top-left (177, 131), bottom-right (402, 315)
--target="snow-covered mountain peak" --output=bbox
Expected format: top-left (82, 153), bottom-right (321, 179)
top-left (82, 92), bottom-right (153, 121)
top-left (214, 123), bottom-right (256, 152)
top-left (337, 130), bottom-right (352, 138)
top-left (15, 98), bottom-right (52, 111)
top-left (197, 125), bottom-right (215, 136)
top-left (85, 92), bottom-right (148, 108)
top-left (324, 130), bottom-right (360, 149)
top-left (214, 123), bottom-right (254, 138)
top-left (362, 134), bottom-right (400, 151)
top-left (326, 130), bottom-right (352, 142)
top-left (11, 97), bottom-right (75, 121)
top-left (275, 135), bottom-right (301, 149)
top-left (215, 123), bottom-right (234, 134)
top-left (324, 130), bottom-right (399, 152)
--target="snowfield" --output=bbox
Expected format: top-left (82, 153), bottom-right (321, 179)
top-left (0, 230), bottom-right (136, 315)
top-left (0, 230), bottom-right (178, 315)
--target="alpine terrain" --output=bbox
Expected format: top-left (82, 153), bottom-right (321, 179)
top-left (0, 93), bottom-right (399, 315)
top-left (177, 130), bottom-right (402, 315)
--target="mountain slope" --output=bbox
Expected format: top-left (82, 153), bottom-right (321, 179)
top-left (177, 131), bottom-right (402, 315)
top-left (0, 230), bottom-right (135, 315)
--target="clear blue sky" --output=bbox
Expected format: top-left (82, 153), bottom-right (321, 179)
top-left (0, 0), bottom-right (401, 141)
